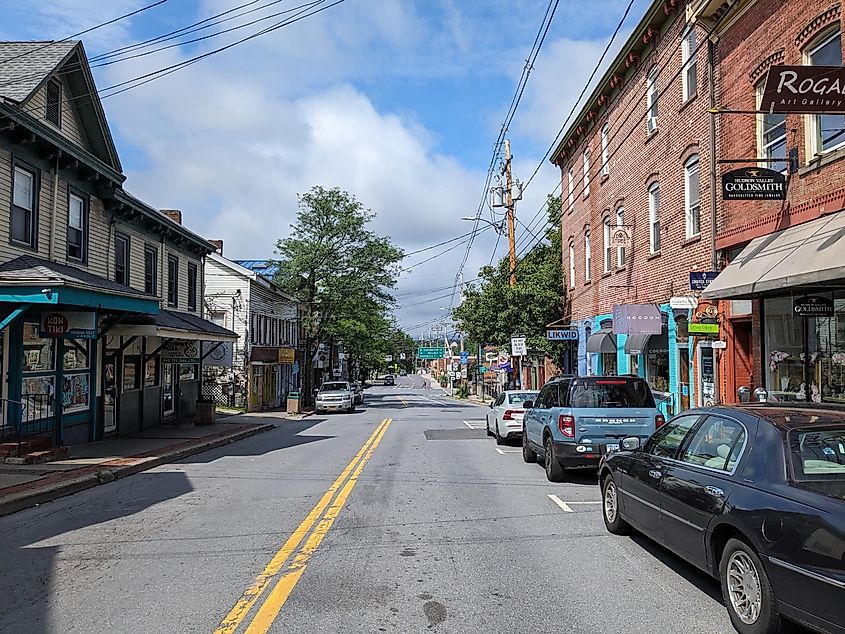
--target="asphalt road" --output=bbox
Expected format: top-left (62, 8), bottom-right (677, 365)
top-left (0, 374), bottom-right (794, 633)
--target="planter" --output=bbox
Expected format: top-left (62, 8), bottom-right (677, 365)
top-left (196, 400), bottom-right (216, 426)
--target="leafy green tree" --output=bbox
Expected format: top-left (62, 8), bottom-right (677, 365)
top-left (453, 195), bottom-right (568, 368)
top-left (273, 186), bottom-right (404, 402)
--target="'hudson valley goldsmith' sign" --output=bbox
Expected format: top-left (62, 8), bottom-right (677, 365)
top-left (722, 167), bottom-right (786, 200)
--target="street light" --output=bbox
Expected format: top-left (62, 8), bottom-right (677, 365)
top-left (461, 216), bottom-right (505, 235)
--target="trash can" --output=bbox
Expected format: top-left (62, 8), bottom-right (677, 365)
top-left (196, 398), bottom-right (216, 425)
top-left (287, 391), bottom-right (301, 414)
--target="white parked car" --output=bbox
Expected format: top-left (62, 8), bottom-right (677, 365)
top-left (315, 381), bottom-right (356, 414)
top-left (486, 390), bottom-right (539, 444)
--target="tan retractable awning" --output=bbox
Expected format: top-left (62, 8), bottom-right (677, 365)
top-left (703, 211), bottom-right (845, 300)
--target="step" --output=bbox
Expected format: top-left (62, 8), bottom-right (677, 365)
top-left (5, 446), bottom-right (69, 465)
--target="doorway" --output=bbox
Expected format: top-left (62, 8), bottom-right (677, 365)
top-left (678, 347), bottom-right (690, 411)
top-left (163, 363), bottom-right (175, 418)
top-left (731, 320), bottom-right (753, 403)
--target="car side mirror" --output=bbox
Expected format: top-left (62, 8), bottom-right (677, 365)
top-left (489, 401), bottom-right (495, 408)
top-left (522, 400), bottom-right (534, 409)
top-left (621, 436), bottom-right (641, 451)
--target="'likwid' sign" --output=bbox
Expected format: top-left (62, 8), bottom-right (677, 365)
top-left (760, 65), bottom-right (845, 113)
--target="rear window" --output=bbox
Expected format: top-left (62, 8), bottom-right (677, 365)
top-left (789, 427), bottom-right (845, 481)
top-left (508, 392), bottom-right (537, 406)
top-left (570, 379), bottom-right (655, 408)
top-left (321, 382), bottom-right (349, 392)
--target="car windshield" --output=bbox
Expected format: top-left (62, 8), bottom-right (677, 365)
top-left (508, 392), bottom-right (538, 406)
top-left (320, 382), bottom-right (349, 392)
top-left (569, 379), bottom-right (655, 408)
top-left (789, 426), bottom-right (845, 481)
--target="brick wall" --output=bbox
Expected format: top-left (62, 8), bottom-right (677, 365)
top-left (717, 0), bottom-right (845, 249)
top-left (557, 8), bottom-right (713, 321)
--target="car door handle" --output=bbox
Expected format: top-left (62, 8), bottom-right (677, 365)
top-left (705, 486), bottom-right (725, 498)
top-left (648, 470), bottom-right (662, 479)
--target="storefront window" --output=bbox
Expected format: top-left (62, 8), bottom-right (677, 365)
top-left (765, 294), bottom-right (845, 403)
top-left (123, 355), bottom-right (140, 391)
top-left (646, 328), bottom-right (670, 393)
top-left (180, 363), bottom-right (198, 381)
top-left (62, 373), bottom-right (89, 414)
top-left (23, 322), bottom-right (55, 372)
top-left (22, 376), bottom-right (54, 419)
top-left (63, 340), bottom-right (89, 370)
top-left (145, 358), bottom-right (159, 387)
top-left (602, 353), bottom-right (618, 375)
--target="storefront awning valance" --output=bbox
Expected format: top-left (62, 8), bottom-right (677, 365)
top-left (624, 334), bottom-right (650, 355)
top-left (110, 309), bottom-right (238, 342)
top-left (703, 211), bottom-right (845, 300)
top-left (0, 255), bottom-right (159, 314)
top-left (586, 327), bottom-right (616, 353)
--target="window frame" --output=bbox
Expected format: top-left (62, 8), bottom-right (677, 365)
top-left (684, 155), bottom-right (701, 239)
top-left (648, 182), bottom-right (661, 254)
top-left (678, 415), bottom-right (748, 475)
top-left (167, 255), bottom-right (179, 307)
top-left (568, 241), bottom-right (576, 288)
top-left (615, 206), bottom-right (626, 267)
top-left (601, 123), bottom-right (609, 176)
top-left (144, 244), bottom-right (158, 295)
top-left (756, 81), bottom-right (787, 173)
top-left (603, 216), bottom-right (612, 273)
top-left (567, 168), bottom-right (575, 211)
top-left (67, 187), bottom-right (88, 263)
top-left (187, 262), bottom-right (198, 312)
top-left (10, 159), bottom-right (39, 249)
top-left (681, 27), bottom-right (698, 102)
top-left (45, 78), bottom-right (62, 128)
top-left (647, 65), bottom-right (659, 133)
top-left (806, 28), bottom-right (845, 156)
top-left (584, 228), bottom-right (592, 283)
top-left (643, 414), bottom-right (701, 458)
top-left (114, 233), bottom-right (130, 286)
top-left (583, 149), bottom-right (591, 198)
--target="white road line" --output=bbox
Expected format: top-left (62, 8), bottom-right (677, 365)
top-left (547, 494), bottom-right (573, 513)
top-left (495, 448), bottom-right (504, 455)
top-left (463, 420), bottom-right (475, 429)
top-left (566, 501), bottom-right (602, 505)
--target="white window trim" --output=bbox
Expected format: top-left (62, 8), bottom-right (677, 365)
top-left (681, 27), bottom-right (697, 102)
top-left (568, 242), bottom-right (576, 288)
top-left (615, 206), bottom-right (626, 267)
top-left (647, 66), bottom-right (658, 133)
top-left (756, 82), bottom-right (787, 171)
top-left (584, 230), bottom-right (592, 283)
top-left (601, 123), bottom-right (609, 176)
top-left (567, 168), bottom-right (575, 210)
top-left (649, 183), bottom-right (660, 254)
top-left (684, 155), bottom-right (701, 239)
top-left (583, 149), bottom-right (591, 198)
top-left (806, 29), bottom-right (845, 157)
top-left (603, 217), bottom-right (612, 273)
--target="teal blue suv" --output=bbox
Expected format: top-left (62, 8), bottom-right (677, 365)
top-left (522, 376), bottom-right (664, 481)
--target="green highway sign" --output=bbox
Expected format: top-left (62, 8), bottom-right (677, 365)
top-left (417, 346), bottom-right (446, 359)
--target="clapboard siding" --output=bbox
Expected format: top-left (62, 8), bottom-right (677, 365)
top-left (28, 80), bottom-right (92, 153)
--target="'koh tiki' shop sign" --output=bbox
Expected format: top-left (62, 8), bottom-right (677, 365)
top-left (40, 311), bottom-right (97, 339)
top-left (722, 167), bottom-right (786, 200)
top-left (760, 65), bottom-right (845, 113)
top-left (794, 295), bottom-right (834, 317)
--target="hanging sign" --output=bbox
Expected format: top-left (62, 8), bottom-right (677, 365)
top-left (203, 341), bottom-right (233, 367)
top-left (161, 340), bottom-right (200, 363)
top-left (690, 271), bottom-right (720, 291)
top-left (688, 323), bottom-right (720, 335)
top-left (485, 352), bottom-right (498, 362)
top-left (793, 295), bottom-right (834, 317)
top-left (722, 167), bottom-right (786, 200)
top-left (40, 311), bottom-right (97, 339)
top-left (711, 341), bottom-right (727, 349)
top-left (760, 65), bottom-right (845, 113)
top-left (612, 304), bottom-right (662, 335)
top-left (278, 347), bottom-right (296, 364)
top-left (609, 225), bottom-right (632, 249)
top-left (669, 296), bottom-right (698, 310)
top-left (547, 328), bottom-right (578, 341)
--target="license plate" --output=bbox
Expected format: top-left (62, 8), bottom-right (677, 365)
top-left (605, 443), bottom-right (619, 453)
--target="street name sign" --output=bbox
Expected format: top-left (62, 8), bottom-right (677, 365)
top-left (460, 351), bottom-right (469, 365)
top-left (689, 271), bottom-right (720, 291)
top-left (417, 347), bottom-right (446, 360)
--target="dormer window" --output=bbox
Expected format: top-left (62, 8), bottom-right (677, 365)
top-left (45, 79), bottom-right (61, 128)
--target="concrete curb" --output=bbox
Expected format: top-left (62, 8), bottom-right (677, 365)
top-left (0, 423), bottom-right (275, 517)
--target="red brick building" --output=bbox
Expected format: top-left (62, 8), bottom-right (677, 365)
top-left (697, 0), bottom-right (845, 406)
top-left (552, 0), bottom-right (715, 414)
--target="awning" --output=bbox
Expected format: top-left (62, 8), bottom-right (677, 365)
top-left (624, 334), bottom-right (651, 355)
top-left (110, 309), bottom-right (238, 342)
top-left (703, 211), bottom-right (845, 299)
top-left (586, 327), bottom-right (616, 353)
top-left (612, 303), bottom-right (662, 335)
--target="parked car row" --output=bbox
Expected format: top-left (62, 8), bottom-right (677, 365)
top-left (485, 376), bottom-right (845, 634)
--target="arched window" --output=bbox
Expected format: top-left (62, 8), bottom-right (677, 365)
top-left (681, 27), bottom-right (697, 101)
top-left (685, 155), bottom-right (700, 238)
top-left (603, 216), bottom-right (612, 273)
top-left (647, 65), bottom-right (658, 133)
top-left (615, 206), bottom-right (626, 267)
top-left (806, 28), bottom-right (845, 155)
top-left (601, 123), bottom-right (610, 176)
top-left (583, 148), bottom-right (591, 198)
top-left (648, 182), bottom-right (660, 253)
top-left (584, 229), bottom-right (592, 282)
top-left (567, 168), bottom-right (575, 211)
top-left (568, 241), bottom-right (576, 288)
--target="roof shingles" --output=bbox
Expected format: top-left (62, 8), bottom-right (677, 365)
top-left (0, 41), bottom-right (77, 103)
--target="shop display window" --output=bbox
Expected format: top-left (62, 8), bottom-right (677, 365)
top-left (63, 339), bottom-right (89, 371)
top-left (23, 322), bottom-right (55, 373)
top-left (62, 373), bottom-right (89, 414)
top-left (123, 355), bottom-right (140, 391)
top-left (180, 363), bottom-right (198, 381)
top-left (602, 353), bottom-right (618, 375)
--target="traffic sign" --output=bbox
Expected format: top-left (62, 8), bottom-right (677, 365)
top-left (511, 336), bottom-right (527, 356)
top-left (417, 346), bottom-right (446, 359)
top-left (460, 351), bottom-right (469, 365)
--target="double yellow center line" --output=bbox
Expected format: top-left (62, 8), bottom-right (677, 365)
top-left (215, 417), bottom-right (393, 634)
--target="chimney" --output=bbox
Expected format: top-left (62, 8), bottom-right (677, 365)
top-left (208, 239), bottom-right (223, 255)
top-left (161, 209), bottom-right (182, 224)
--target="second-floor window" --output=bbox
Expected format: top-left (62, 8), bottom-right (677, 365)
top-left (584, 229), bottom-right (592, 283)
top-left (616, 206), bottom-right (626, 267)
top-left (682, 27), bottom-right (697, 101)
top-left (649, 182), bottom-right (661, 253)
top-left (601, 123), bottom-right (609, 176)
top-left (807, 29), bottom-right (845, 155)
top-left (583, 149), bottom-right (591, 197)
top-left (685, 155), bottom-right (701, 238)
top-left (144, 245), bottom-right (158, 295)
top-left (567, 168), bottom-right (575, 210)
top-left (603, 217), bottom-right (612, 273)
top-left (187, 263), bottom-right (197, 312)
top-left (647, 65), bottom-right (659, 133)
top-left (167, 256), bottom-right (178, 307)
top-left (756, 81), bottom-right (787, 172)
top-left (568, 241), bottom-right (575, 288)
top-left (67, 191), bottom-right (87, 262)
top-left (114, 234), bottom-right (129, 285)
top-left (12, 164), bottom-right (37, 248)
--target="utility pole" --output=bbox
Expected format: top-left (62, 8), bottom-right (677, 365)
top-left (504, 139), bottom-right (517, 287)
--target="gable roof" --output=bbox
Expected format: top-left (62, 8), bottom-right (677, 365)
top-left (0, 40), bottom-right (121, 171)
top-left (210, 254), bottom-right (298, 303)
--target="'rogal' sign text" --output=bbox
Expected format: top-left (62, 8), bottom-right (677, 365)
top-left (760, 65), bottom-right (845, 113)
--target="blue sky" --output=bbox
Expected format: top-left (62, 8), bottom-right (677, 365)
top-left (0, 0), bottom-right (648, 335)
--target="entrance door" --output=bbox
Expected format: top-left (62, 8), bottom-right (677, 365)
top-left (732, 320), bottom-right (753, 402)
top-left (163, 363), bottom-right (175, 418)
top-left (678, 348), bottom-right (690, 410)
top-left (103, 359), bottom-right (117, 434)
top-left (697, 344), bottom-right (718, 407)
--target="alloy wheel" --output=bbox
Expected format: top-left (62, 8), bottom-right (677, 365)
top-left (727, 550), bottom-right (762, 625)
top-left (604, 480), bottom-right (618, 524)
top-left (545, 440), bottom-right (553, 477)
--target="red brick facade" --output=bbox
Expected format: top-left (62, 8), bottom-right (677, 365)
top-left (555, 3), bottom-right (713, 322)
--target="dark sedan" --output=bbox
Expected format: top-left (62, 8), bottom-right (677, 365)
top-left (598, 404), bottom-right (845, 634)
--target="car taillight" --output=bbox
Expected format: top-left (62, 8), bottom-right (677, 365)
top-left (503, 409), bottom-right (516, 420)
top-left (559, 415), bottom-right (575, 438)
top-left (655, 414), bottom-right (665, 428)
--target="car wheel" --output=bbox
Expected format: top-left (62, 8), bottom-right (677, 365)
top-left (544, 437), bottom-right (565, 482)
top-left (495, 422), bottom-right (507, 445)
top-left (522, 432), bottom-right (536, 463)
top-left (720, 538), bottom-right (783, 634)
top-left (601, 475), bottom-right (631, 535)
top-left (486, 416), bottom-right (494, 437)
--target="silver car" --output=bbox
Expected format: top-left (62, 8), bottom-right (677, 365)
top-left (350, 382), bottom-right (364, 405)
top-left (486, 390), bottom-right (539, 444)
top-left (315, 381), bottom-right (355, 413)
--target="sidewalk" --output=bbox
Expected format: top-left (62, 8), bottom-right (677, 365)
top-left (0, 410), bottom-right (308, 517)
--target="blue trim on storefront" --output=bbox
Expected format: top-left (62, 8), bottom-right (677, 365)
top-left (0, 286), bottom-right (159, 314)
